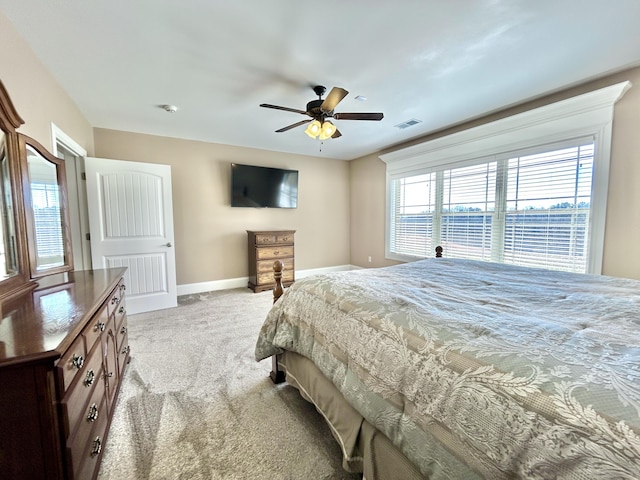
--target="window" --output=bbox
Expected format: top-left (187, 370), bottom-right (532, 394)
top-left (389, 140), bottom-right (593, 272)
top-left (381, 81), bottom-right (631, 274)
top-left (30, 182), bottom-right (64, 267)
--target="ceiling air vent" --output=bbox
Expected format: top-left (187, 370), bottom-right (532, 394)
top-left (394, 118), bottom-right (422, 130)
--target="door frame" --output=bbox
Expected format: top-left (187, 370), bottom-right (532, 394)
top-left (51, 123), bottom-right (92, 271)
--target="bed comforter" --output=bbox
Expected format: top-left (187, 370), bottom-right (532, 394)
top-left (255, 258), bottom-right (640, 479)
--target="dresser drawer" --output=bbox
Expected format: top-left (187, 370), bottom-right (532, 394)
top-left (83, 304), bottom-right (108, 353)
top-left (68, 395), bottom-right (108, 480)
top-left (58, 335), bottom-right (87, 393)
top-left (257, 268), bottom-right (294, 286)
top-left (114, 298), bottom-right (127, 332)
top-left (61, 342), bottom-right (104, 438)
top-left (116, 314), bottom-right (128, 348)
top-left (256, 245), bottom-right (293, 260)
top-left (118, 332), bottom-right (129, 377)
top-left (107, 280), bottom-right (125, 317)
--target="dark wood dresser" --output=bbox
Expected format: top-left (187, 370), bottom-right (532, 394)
top-left (247, 230), bottom-right (295, 292)
top-left (0, 267), bottom-right (129, 480)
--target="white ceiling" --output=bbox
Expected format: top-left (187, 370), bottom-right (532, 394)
top-left (2, 1), bottom-right (640, 161)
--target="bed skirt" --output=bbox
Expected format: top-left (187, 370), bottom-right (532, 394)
top-left (277, 351), bottom-right (426, 480)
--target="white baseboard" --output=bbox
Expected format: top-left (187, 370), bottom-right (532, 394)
top-left (177, 264), bottom-right (356, 296)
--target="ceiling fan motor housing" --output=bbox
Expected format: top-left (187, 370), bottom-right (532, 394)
top-left (306, 99), bottom-right (326, 116)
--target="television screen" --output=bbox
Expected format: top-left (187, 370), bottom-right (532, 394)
top-left (231, 163), bottom-right (298, 208)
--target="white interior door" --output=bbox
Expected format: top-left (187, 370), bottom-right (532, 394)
top-left (85, 157), bottom-right (177, 314)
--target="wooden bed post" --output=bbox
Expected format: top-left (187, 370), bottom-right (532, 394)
top-left (270, 260), bottom-right (286, 383)
top-left (273, 259), bottom-right (284, 304)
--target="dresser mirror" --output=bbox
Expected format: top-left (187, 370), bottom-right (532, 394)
top-left (20, 135), bottom-right (73, 278)
top-left (0, 79), bottom-right (74, 302)
top-left (0, 80), bottom-right (32, 302)
top-left (0, 131), bottom-right (18, 281)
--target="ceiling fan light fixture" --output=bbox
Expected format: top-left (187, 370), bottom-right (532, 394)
top-left (318, 120), bottom-right (337, 140)
top-left (304, 119), bottom-right (322, 138)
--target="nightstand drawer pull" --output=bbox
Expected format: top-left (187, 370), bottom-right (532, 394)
top-left (71, 354), bottom-right (84, 369)
top-left (111, 296), bottom-right (119, 305)
top-left (122, 345), bottom-right (130, 355)
top-left (118, 306), bottom-right (126, 315)
top-left (120, 326), bottom-right (127, 335)
top-left (87, 403), bottom-right (99, 422)
top-left (91, 437), bottom-right (102, 457)
top-left (95, 321), bottom-right (105, 332)
top-left (84, 369), bottom-right (95, 387)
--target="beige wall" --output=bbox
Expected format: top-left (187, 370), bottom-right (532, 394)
top-left (0, 11), bottom-right (94, 155)
top-left (94, 129), bottom-right (350, 286)
top-left (350, 66), bottom-right (640, 280)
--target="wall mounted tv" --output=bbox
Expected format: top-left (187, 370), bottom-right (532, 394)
top-left (231, 163), bottom-right (299, 208)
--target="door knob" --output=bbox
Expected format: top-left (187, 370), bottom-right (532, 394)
top-left (166, 242), bottom-right (173, 247)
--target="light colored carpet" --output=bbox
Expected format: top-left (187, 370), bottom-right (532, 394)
top-left (97, 288), bottom-right (361, 480)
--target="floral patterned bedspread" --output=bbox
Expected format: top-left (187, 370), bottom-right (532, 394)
top-left (255, 258), bottom-right (640, 479)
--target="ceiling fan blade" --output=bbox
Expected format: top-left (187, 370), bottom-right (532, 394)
top-left (275, 119), bottom-right (311, 132)
top-left (260, 103), bottom-right (309, 115)
top-left (332, 112), bottom-right (384, 121)
top-left (331, 128), bottom-right (342, 139)
top-left (321, 87), bottom-right (348, 112)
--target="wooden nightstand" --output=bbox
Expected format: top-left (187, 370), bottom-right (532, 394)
top-left (247, 230), bottom-right (295, 292)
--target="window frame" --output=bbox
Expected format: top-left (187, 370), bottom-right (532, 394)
top-left (380, 82), bottom-right (631, 274)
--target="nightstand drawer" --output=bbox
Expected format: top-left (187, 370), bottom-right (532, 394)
top-left (257, 268), bottom-right (293, 286)
top-left (275, 233), bottom-right (293, 244)
top-left (255, 234), bottom-right (277, 244)
top-left (256, 245), bottom-right (293, 260)
top-left (256, 259), bottom-right (294, 273)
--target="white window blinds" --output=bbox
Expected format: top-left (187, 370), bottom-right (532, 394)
top-left (390, 173), bottom-right (436, 258)
top-left (389, 139), bottom-right (595, 273)
top-left (503, 144), bottom-right (593, 272)
top-left (31, 182), bottom-right (64, 267)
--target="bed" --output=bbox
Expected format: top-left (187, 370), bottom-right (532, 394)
top-left (254, 253), bottom-right (640, 479)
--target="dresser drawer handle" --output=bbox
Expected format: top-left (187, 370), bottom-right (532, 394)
top-left (87, 403), bottom-right (99, 422)
top-left (120, 284), bottom-right (126, 291)
top-left (122, 345), bottom-right (131, 356)
top-left (84, 369), bottom-right (95, 387)
top-left (91, 437), bottom-right (102, 457)
top-left (71, 354), bottom-right (84, 369)
top-left (111, 296), bottom-right (119, 305)
top-left (118, 306), bottom-right (126, 315)
top-left (120, 326), bottom-right (128, 335)
top-left (95, 321), bottom-right (106, 332)
top-left (273, 250), bottom-right (279, 255)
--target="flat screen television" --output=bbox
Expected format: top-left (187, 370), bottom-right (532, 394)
top-left (231, 163), bottom-right (298, 208)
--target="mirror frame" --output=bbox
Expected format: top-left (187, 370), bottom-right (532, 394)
top-left (19, 134), bottom-right (74, 279)
top-left (0, 81), bottom-right (35, 302)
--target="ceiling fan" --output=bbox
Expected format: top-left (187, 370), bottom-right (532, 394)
top-left (260, 85), bottom-right (384, 140)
